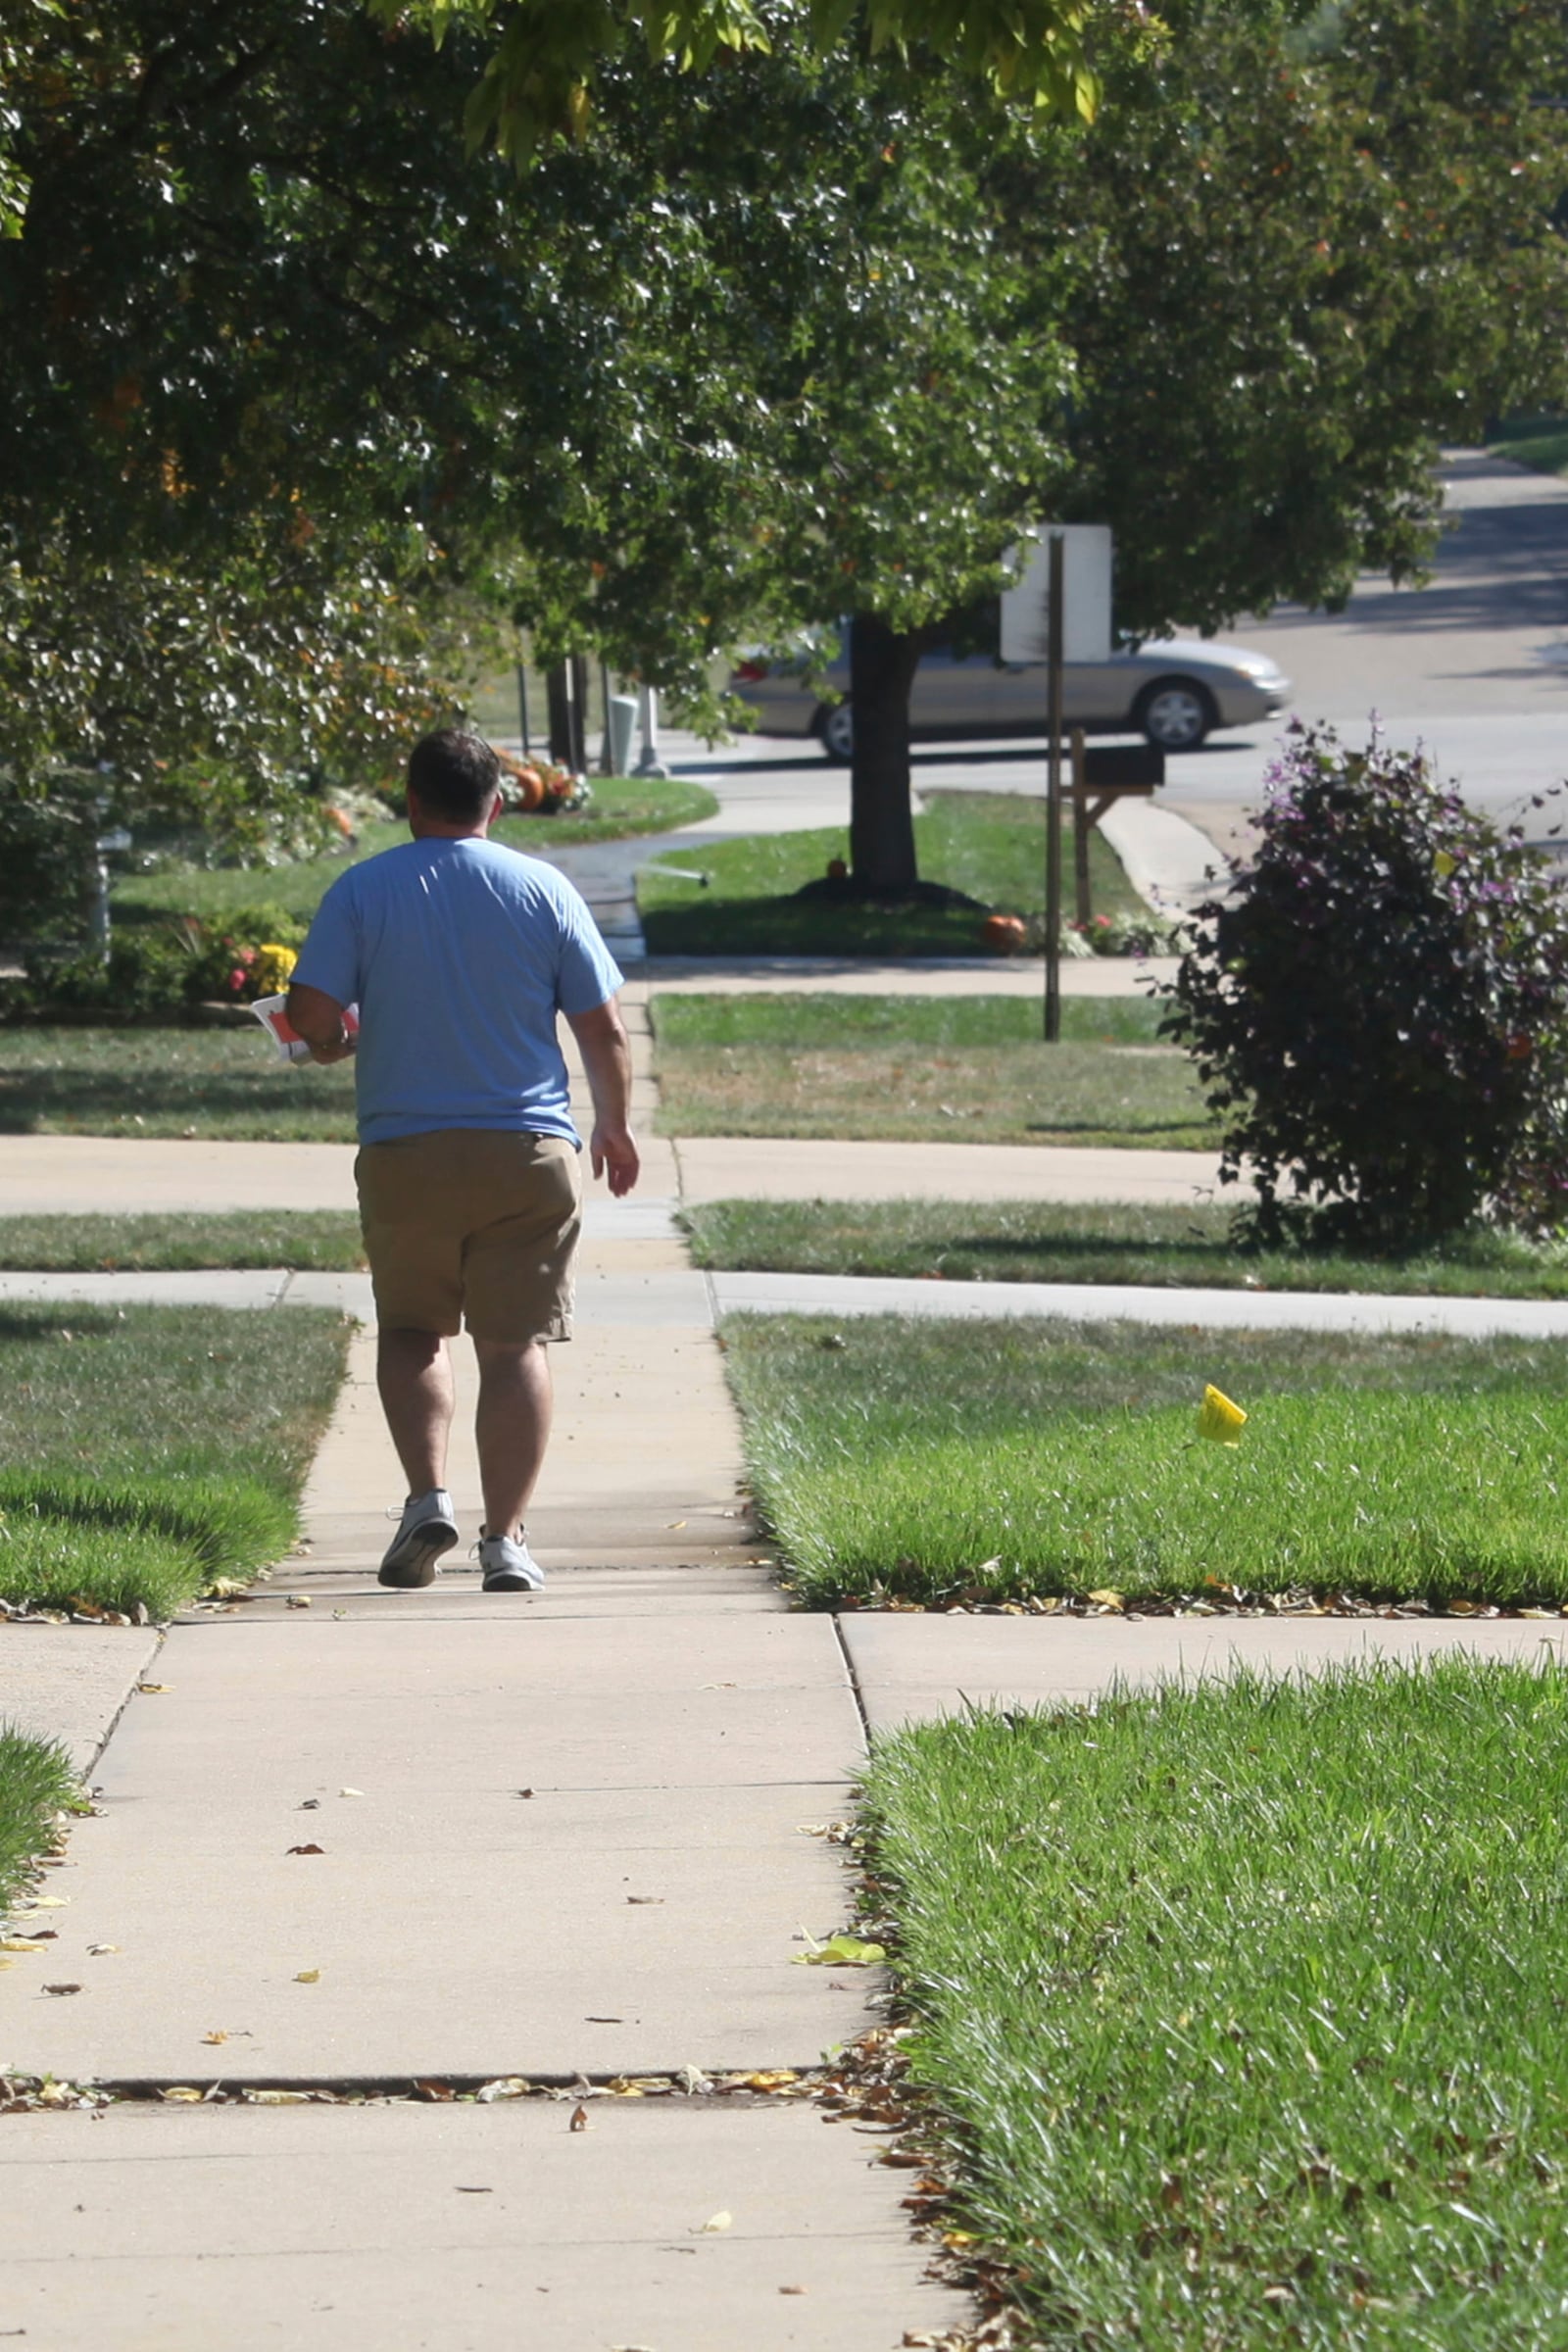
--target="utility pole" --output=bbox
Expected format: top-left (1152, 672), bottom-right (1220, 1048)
top-left (1044, 531), bottom-right (1064, 1044)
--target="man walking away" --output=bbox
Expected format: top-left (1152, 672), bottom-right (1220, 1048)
top-left (286, 728), bottom-right (639, 1594)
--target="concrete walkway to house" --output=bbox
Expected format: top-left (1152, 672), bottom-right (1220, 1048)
top-left (4, 992), bottom-right (1563, 2349)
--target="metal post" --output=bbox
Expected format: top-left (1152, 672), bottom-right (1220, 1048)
top-left (599, 660), bottom-right (614, 775)
top-left (1044, 533), bottom-right (1064, 1044)
top-left (633, 684), bottom-right (669, 779)
top-left (515, 661), bottom-right (531, 758)
top-left (1071, 725), bottom-right (1092, 928)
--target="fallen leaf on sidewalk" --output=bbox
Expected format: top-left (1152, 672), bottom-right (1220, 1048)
top-left (86, 1943), bottom-right (119, 1956)
top-left (249, 2089), bottom-right (313, 2105)
top-left (568, 2104), bottom-right (590, 2132)
top-left (160, 2087), bottom-right (204, 2104)
top-left (285, 1844), bottom-right (325, 1856)
top-left (339, 1788), bottom-right (364, 1798)
top-left (455, 2185), bottom-right (492, 2194)
top-left (15, 1895), bottom-right (68, 1909)
top-left (625, 1895), bottom-right (664, 1906)
top-left (742, 2070), bottom-right (799, 2091)
top-left (136, 1683), bottom-right (171, 1693)
top-left (475, 2078), bottom-right (529, 2102)
top-left (0, 1938), bottom-right (48, 1953)
top-left (285, 1594), bottom-right (311, 1609)
top-left (793, 1935), bottom-right (886, 1969)
top-left (696, 2211), bottom-right (732, 2233)
top-left (780, 2285), bottom-right (807, 2296)
top-left (201, 2032), bottom-right (228, 2046)
top-left (42, 1984), bottom-right (82, 1995)
top-left (293, 1969), bottom-right (320, 1984)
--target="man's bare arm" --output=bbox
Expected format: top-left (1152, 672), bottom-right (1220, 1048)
top-left (565, 997), bottom-right (640, 1198)
top-left (285, 982), bottom-right (356, 1064)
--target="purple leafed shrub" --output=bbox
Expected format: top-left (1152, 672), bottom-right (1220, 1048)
top-left (1162, 723), bottom-right (1568, 1248)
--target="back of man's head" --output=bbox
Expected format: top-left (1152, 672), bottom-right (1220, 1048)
top-left (407, 729), bottom-right (500, 825)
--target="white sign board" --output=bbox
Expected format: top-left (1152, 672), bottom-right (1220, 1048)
top-left (1000, 524), bottom-right (1113, 665)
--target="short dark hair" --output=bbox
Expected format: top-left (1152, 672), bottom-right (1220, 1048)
top-left (407, 729), bottom-right (500, 823)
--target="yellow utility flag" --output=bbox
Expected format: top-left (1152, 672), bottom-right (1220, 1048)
top-left (1197, 1385), bottom-right (1247, 1446)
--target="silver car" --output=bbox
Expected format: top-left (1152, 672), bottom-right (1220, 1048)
top-left (731, 631), bottom-right (1292, 758)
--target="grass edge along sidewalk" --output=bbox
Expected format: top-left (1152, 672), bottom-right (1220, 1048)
top-left (0, 1300), bottom-right (351, 1619)
top-left (113, 774), bottom-right (720, 928)
top-left (719, 1312), bottom-right (1568, 1612)
top-left (684, 1196), bottom-right (1568, 1301)
top-left (860, 1655), bottom-right (1568, 2350)
top-left (639, 790), bottom-right (1152, 957)
top-left (0, 1728), bottom-right (79, 1915)
top-left (0, 1211), bottom-right (365, 1271)
top-left (653, 990), bottom-right (1213, 1152)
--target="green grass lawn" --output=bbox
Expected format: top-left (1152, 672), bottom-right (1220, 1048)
top-left (0, 1730), bottom-right (79, 1916)
top-left (654, 991), bottom-right (1214, 1149)
top-left (685, 1196), bottom-right (1568, 1298)
top-left (1488, 414), bottom-right (1568, 478)
top-left (863, 1657), bottom-right (1568, 2349)
top-left (114, 775), bottom-right (717, 929)
top-left (0, 1212), bottom-right (365, 1270)
top-left (722, 1312), bottom-right (1568, 1608)
top-left (0, 1029), bottom-right (358, 1139)
top-left (0, 1301), bottom-right (349, 1616)
top-left (639, 790), bottom-right (1149, 956)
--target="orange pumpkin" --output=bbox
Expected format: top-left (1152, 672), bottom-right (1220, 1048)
top-left (513, 763), bottom-right (546, 812)
top-left (982, 912), bottom-right (1027, 955)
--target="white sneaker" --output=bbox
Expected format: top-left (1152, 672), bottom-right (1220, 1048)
top-left (474, 1530), bottom-right (545, 1593)
top-left (379, 1490), bottom-right (460, 1589)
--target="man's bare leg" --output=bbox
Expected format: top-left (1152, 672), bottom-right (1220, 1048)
top-left (472, 1336), bottom-right (554, 1536)
top-left (377, 1327), bottom-right (456, 1494)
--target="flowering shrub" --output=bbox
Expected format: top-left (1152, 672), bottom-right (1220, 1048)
top-left (494, 748), bottom-right (591, 814)
top-left (1162, 723), bottom-right (1568, 1247)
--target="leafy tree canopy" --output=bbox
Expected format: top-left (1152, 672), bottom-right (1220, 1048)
top-left (368, 0), bottom-right (1142, 162)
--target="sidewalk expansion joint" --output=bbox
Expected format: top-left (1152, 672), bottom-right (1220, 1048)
top-left (831, 1613), bottom-right (873, 1751)
top-left (1, 2066), bottom-right (836, 2112)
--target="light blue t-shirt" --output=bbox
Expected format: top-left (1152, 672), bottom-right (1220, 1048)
top-left (293, 837), bottom-right (623, 1146)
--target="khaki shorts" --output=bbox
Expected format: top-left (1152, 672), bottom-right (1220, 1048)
top-left (355, 1129), bottom-right (581, 1344)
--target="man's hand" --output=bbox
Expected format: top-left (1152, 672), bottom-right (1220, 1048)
top-left (286, 981), bottom-right (357, 1064)
top-left (590, 1120), bottom-right (640, 1198)
top-left (567, 997), bottom-right (640, 1197)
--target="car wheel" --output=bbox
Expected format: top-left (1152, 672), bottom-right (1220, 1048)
top-left (815, 702), bottom-right (854, 762)
top-left (1135, 679), bottom-right (1214, 752)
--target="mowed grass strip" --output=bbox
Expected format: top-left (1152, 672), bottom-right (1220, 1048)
top-left (114, 776), bottom-right (719, 928)
top-left (721, 1313), bottom-right (1568, 1608)
top-left (685, 1196), bottom-right (1568, 1298)
top-left (654, 993), bottom-right (1212, 1148)
top-left (0, 1301), bottom-right (349, 1615)
top-left (864, 1659), bottom-right (1568, 2350)
top-left (639, 790), bottom-right (1147, 956)
top-left (0, 1730), bottom-right (79, 1914)
top-left (0, 1029), bottom-right (357, 1140)
top-left (0, 1212), bottom-right (365, 1271)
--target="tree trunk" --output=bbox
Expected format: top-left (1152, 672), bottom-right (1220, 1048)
top-left (848, 613), bottom-right (922, 896)
top-left (545, 656), bottom-right (589, 774)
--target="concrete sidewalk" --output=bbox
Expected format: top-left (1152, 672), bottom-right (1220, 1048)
top-left (4, 1007), bottom-right (1559, 2346)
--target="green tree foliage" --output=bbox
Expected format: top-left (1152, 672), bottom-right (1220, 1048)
top-left (0, 3), bottom-right (502, 857)
top-left (371, 0), bottom-right (1120, 161)
top-left (1164, 725), bottom-right (1568, 1247)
